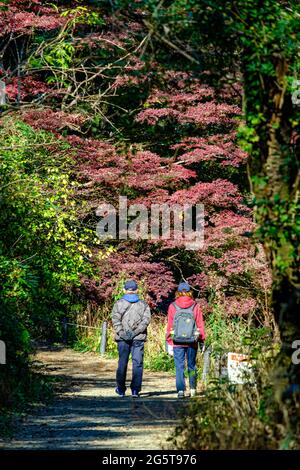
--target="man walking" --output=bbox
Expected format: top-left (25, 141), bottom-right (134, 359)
top-left (112, 279), bottom-right (151, 398)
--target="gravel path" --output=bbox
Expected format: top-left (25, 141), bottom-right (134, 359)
top-left (0, 346), bottom-right (184, 450)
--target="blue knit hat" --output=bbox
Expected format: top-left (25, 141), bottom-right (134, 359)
top-left (124, 279), bottom-right (138, 291)
top-left (177, 282), bottom-right (191, 292)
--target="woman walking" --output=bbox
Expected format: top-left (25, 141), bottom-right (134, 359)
top-left (166, 282), bottom-right (205, 398)
top-left (111, 279), bottom-right (151, 398)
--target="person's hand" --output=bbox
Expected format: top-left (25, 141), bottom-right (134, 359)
top-left (167, 343), bottom-right (174, 356)
top-left (124, 330), bottom-right (135, 341)
top-left (119, 330), bottom-right (127, 340)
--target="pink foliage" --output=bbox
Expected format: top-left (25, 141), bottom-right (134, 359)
top-left (172, 134), bottom-right (248, 167)
top-left (136, 70), bottom-right (241, 128)
top-left (204, 211), bottom-right (255, 249)
top-left (5, 76), bottom-right (49, 101)
top-left (0, 3), bottom-right (271, 315)
top-left (223, 297), bottom-right (257, 317)
top-left (187, 272), bottom-right (209, 290)
top-left (178, 102), bottom-right (240, 126)
top-left (69, 144), bottom-right (196, 190)
top-left (137, 99), bottom-right (240, 127)
top-left (82, 251), bottom-right (177, 308)
top-left (111, 75), bottom-right (142, 89)
top-left (136, 108), bottom-right (180, 125)
top-left (146, 84), bottom-right (214, 107)
top-left (0, 0), bottom-right (66, 36)
top-left (22, 109), bottom-right (87, 133)
top-left (75, 32), bottom-right (126, 50)
top-left (195, 297), bottom-right (211, 316)
top-left (169, 179), bottom-right (243, 209)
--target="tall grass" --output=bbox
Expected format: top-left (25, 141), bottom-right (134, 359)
top-left (72, 309), bottom-right (175, 372)
top-left (143, 315), bottom-right (175, 372)
top-left (72, 302), bottom-right (266, 376)
top-left (167, 305), bottom-right (300, 450)
top-left (168, 344), bottom-right (300, 449)
top-left (205, 304), bottom-right (253, 354)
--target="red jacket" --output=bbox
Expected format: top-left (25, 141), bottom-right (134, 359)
top-left (166, 296), bottom-right (205, 348)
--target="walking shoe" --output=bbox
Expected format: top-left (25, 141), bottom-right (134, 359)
top-left (115, 387), bottom-right (125, 397)
top-left (177, 391), bottom-right (185, 399)
top-left (190, 389), bottom-right (196, 397)
top-left (132, 390), bottom-right (139, 398)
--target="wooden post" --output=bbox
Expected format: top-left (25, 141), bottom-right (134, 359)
top-left (62, 318), bottom-right (68, 345)
top-left (220, 353), bottom-right (228, 379)
top-left (202, 345), bottom-right (211, 383)
top-left (214, 353), bottom-right (220, 378)
top-left (99, 321), bottom-right (107, 355)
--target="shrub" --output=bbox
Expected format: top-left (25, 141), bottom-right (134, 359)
top-left (168, 315), bottom-right (300, 450)
top-left (0, 117), bottom-right (95, 410)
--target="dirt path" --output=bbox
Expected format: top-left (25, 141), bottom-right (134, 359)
top-left (0, 346), bottom-right (185, 450)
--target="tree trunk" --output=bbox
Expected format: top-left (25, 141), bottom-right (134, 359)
top-left (245, 55), bottom-right (300, 394)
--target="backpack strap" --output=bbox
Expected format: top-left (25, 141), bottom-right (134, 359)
top-left (121, 299), bottom-right (147, 323)
top-left (120, 300), bottom-right (134, 319)
top-left (172, 301), bottom-right (196, 310)
top-left (139, 299), bottom-right (148, 308)
top-left (135, 299), bottom-right (148, 323)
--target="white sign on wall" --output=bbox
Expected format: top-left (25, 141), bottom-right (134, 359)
top-left (227, 352), bottom-right (254, 385)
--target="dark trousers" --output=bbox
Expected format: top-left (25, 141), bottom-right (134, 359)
top-left (116, 340), bottom-right (144, 393)
top-left (173, 346), bottom-right (197, 392)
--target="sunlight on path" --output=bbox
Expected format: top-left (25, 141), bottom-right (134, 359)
top-left (0, 347), bottom-right (184, 450)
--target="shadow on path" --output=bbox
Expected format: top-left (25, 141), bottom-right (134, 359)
top-left (0, 346), bottom-right (187, 450)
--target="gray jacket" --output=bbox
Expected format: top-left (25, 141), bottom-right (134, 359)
top-left (111, 298), bottom-right (151, 341)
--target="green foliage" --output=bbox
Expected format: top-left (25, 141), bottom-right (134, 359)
top-left (72, 314), bottom-right (175, 373)
top-left (205, 304), bottom-right (252, 355)
top-left (73, 331), bottom-right (101, 353)
top-left (0, 117), bottom-right (97, 409)
top-left (169, 327), bottom-right (294, 450)
top-left (0, 0), bottom-right (298, 448)
top-left (0, 119), bottom-right (94, 317)
top-left (169, 380), bottom-right (285, 450)
top-left (44, 41), bottom-right (75, 70)
top-left (29, 4), bottom-right (105, 86)
top-left (112, 275), bottom-right (148, 303)
top-left (227, 1), bottom-right (300, 289)
top-left (144, 315), bottom-right (175, 372)
top-left (59, 5), bottom-right (105, 27)
top-left (105, 324), bottom-right (118, 358)
top-left (144, 350), bottom-right (175, 372)
top-left (0, 370), bottom-right (54, 438)
top-left (39, 2), bottom-right (105, 71)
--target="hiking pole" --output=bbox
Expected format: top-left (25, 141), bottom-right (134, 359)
top-left (99, 321), bottom-right (107, 355)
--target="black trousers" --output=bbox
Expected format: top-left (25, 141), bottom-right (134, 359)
top-left (116, 340), bottom-right (144, 393)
